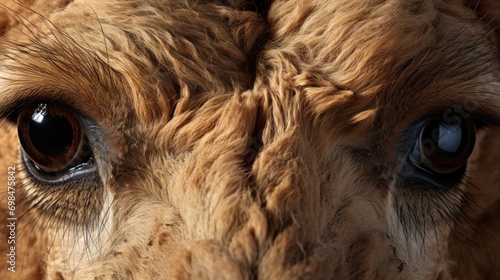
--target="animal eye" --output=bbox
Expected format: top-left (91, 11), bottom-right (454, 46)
top-left (410, 113), bottom-right (476, 174)
top-left (17, 103), bottom-right (93, 174)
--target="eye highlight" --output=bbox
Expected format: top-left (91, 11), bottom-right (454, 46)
top-left (17, 103), bottom-right (93, 174)
top-left (410, 113), bottom-right (476, 175)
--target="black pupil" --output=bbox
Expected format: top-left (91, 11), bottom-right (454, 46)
top-left (422, 120), bottom-right (464, 157)
top-left (29, 113), bottom-right (73, 157)
top-left (435, 123), bottom-right (462, 154)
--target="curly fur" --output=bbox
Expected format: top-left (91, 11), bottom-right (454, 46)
top-left (0, 0), bottom-right (499, 279)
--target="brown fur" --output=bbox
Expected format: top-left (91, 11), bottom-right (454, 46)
top-left (0, 0), bottom-right (499, 279)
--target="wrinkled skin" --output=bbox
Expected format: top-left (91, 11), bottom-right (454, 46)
top-left (0, 0), bottom-right (499, 279)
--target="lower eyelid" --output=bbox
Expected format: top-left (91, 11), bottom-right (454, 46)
top-left (21, 151), bottom-right (99, 186)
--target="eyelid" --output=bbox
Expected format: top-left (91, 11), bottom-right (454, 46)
top-left (22, 151), bottom-right (99, 186)
top-left (405, 105), bottom-right (497, 132)
top-left (0, 91), bottom-right (91, 123)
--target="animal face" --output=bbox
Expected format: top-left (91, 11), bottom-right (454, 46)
top-left (0, 0), bottom-right (499, 279)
